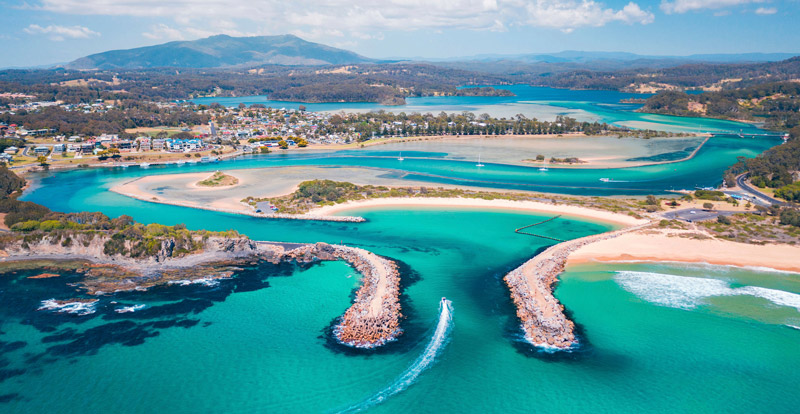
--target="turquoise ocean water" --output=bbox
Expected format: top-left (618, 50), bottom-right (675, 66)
top-left (2, 92), bottom-right (798, 413)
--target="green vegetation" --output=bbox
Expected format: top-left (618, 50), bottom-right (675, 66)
top-left (453, 87), bottom-right (515, 97)
top-left (0, 165), bottom-right (243, 258)
top-left (694, 190), bottom-right (727, 201)
top-left (549, 157), bottom-right (585, 164)
top-left (724, 127), bottom-right (800, 188)
top-left (197, 171), bottom-right (239, 187)
top-left (699, 210), bottom-right (800, 244)
top-left (242, 179), bottom-right (645, 218)
top-left (774, 182), bottom-right (800, 202)
top-left (641, 81), bottom-right (800, 130)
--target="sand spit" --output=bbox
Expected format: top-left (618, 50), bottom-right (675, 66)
top-left (109, 178), bottom-right (365, 223)
top-left (313, 197), bottom-right (648, 227)
top-left (504, 224), bottom-right (650, 350)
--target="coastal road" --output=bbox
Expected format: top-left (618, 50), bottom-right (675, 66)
top-left (735, 173), bottom-right (787, 206)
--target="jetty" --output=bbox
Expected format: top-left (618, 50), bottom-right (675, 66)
top-left (284, 243), bottom-right (403, 348)
top-left (504, 223), bottom-right (649, 349)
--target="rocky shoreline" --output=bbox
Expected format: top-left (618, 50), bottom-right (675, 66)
top-left (504, 223), bottom-right (650, 350)
top-left (1, 237), bottom-right (402, 349)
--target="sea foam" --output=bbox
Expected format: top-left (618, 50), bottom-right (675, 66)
top-left (115, 304), bottom-right (146, 313)
top-left (38, 299), bottom-right (98, 316)
top-left (615, 271), bottom-right (800, 312)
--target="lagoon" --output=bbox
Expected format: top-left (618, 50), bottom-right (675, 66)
top-left (192, 85), bottom-right (764, 134)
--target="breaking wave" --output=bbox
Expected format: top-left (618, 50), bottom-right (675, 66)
top-left (38, 299), bottom-right (98, 316)
top-left (615, 271), bottom-right (800, 311)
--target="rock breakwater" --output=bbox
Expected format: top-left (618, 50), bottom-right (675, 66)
top-left (504, 224), bottom-right (650, 350)
top-left (284, 242), bottom-right (403, 348)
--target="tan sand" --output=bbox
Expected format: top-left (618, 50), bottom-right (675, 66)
top-left (568, 229), bottom-right (800, 273)
top-left (311, 197), bottom-right (648, 227)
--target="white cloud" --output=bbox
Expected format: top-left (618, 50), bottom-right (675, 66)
top-left (35, 0), bottom-right (654, 38)
top-left (142, 24), bottom-right (184, 40)
top-left (24, 24), bottom-right (100, 41)
top-left (525, 1), bottom-right (654, 33)
top-left (754, 6), bottom-right (777, 14)
top-left (660, 0), bottom-right (764, 14)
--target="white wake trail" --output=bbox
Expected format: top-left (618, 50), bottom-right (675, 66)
top-left (337, 299), bottom-right (454, 414)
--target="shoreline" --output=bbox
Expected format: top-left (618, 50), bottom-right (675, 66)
top-left (2, 239), bottom-right (403, 349)
top-left (503, 223), bottom-right (650, 349)
top-left (566, 229), bottom-right (800, 274)
top-left (109, 177), bottom-right (365, 223)
top-left (312, 197), bottom-right (647, 227)
top-left (108, 175), bottom-right (648, 227)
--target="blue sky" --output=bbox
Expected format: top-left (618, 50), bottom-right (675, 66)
top-left (1, 0), bottom-right (798, 67)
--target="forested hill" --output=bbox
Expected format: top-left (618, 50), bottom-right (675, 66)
top-left (66, 34), bottom-right (375, 70)
top-left (639, 81), bottom-right (800, 130)
top-left (530, 56), bottom-right (800, 91)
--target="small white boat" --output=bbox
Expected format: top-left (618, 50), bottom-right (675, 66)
top-left (397, 152), bottom-right (404, 161)
top-left (139, 162), bottom-right (150, 168)
top-left (175, 161), bottom-right (186, 166)
top-left (539, 167), bottom-right (548, 172)
top-left (476, 155), bottom-right (484, 167)
top-left (599, 177), bottom-right (611, 182)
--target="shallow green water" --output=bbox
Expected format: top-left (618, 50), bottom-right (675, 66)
top-left (3, 97), bottom-right (797, 412)
top-left (2, 204), bottom-right (798, 412)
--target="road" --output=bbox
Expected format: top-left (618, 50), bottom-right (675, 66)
top-left (735, 173), bottom-right (787, 206)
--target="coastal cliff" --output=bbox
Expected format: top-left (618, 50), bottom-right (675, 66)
top-left (2, 236), bottom-right (403, 349)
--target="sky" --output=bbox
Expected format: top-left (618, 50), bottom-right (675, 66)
top-left (1, 0), bottom-right (798, 67)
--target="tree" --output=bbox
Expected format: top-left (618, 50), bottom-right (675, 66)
top-left (278, 140), bottom-right (288, 149)
top-left (37, 155), bottom-right (48, 166)
top-left (645, 195), bottom-right (659, 205)
top-left (296, 138), bottom-right (308, 147)
top-left (703, 202), bottom-right (714, 210)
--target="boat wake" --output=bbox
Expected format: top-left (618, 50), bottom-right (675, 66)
top-left (337, 298), bottom-right (454, 414)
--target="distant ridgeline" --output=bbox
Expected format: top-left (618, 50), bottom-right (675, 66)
top-left (530, 56), bottom-right (800, 91)
top-left (0, 63), bottom-right (514, 106)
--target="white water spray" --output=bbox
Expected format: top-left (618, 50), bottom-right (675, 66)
top-left (337, 298), bottom-right (454, 414)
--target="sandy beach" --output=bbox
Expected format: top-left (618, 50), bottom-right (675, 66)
top-left (313, 197), bottom-right (648, 227)
top-left (568, 229), bottom-right (800, 273)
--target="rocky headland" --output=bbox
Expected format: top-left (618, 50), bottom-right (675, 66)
top-left (1, 235), bottom-right (403, 349)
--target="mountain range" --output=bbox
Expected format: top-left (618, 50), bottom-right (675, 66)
top-left (65, 34), bottom-right (375, 70)
top-left (63, 34), bottom-right (797, 71)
